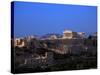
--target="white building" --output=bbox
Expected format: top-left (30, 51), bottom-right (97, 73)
top-left (63, 30), bottom-right (73, 39)
top-left (62, 30), bottom-right (79, 39)
top-left (14, 38), bottom-right (25, 47)
top-left (62, 30), bottom-right (85, 39)
top-left (49, 35), bottom-right (57, 40)
top-left (77, 32), bottom-right (85, 39)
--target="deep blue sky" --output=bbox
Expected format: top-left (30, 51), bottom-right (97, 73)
top-left (13, 1), bottom-right (97, 37)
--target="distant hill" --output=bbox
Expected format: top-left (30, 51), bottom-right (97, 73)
top-left (40, 33), bottom-right (62, 39)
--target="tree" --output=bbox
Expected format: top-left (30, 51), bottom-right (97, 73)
top-left (88, 35), bottom-right (92, 39)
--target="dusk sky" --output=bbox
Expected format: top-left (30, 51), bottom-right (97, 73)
top-left (13, 1), bottom-right (97, 37)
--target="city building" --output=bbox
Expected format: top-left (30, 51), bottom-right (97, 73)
top-left (62, 30), bottom-right (85, 39)
top-left (77, 32), bottom-right (85, 38)
top-left (49, 35), bottom-right (57, 40)
top-left (17, 52), bottom-right (54, 68)
top-left (91, 32), bottom-right (97, 40)
top-left (14, 38), bottom-right (25, 47)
